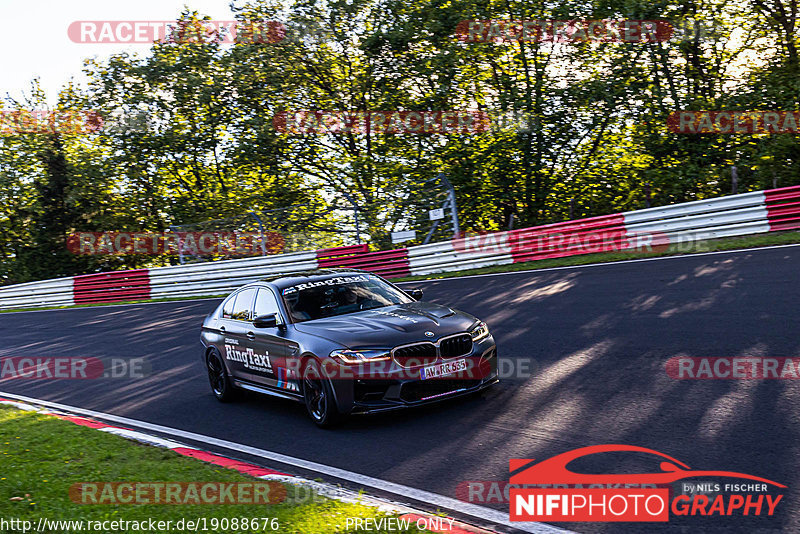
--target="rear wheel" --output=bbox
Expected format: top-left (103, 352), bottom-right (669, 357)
top-left (206, 349), bottom-right (237, 402)
top-left (302, 359), bottom-right (343, 427)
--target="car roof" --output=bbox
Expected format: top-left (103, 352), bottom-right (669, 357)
top-left (256, 269), bottom-right (374, 290)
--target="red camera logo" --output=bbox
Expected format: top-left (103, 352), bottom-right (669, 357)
top-left (509, 445), bottom-right (785, 522)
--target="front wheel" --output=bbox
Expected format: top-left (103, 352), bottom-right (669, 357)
top-left (206, 349), bottom-right (237, 402)
top-left (302, 359), bottom-right (344, 427)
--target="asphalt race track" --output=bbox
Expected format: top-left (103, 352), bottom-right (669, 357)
top-left (2, 246), bottom-right (799, 533)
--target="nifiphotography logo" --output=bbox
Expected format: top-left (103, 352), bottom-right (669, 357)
top-left (509, 445), bottom-right (785, 522)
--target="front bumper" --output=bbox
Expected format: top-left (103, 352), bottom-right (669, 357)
top-left (351, 374), bottom-right (499, 414)
top-left (331, 338), bottom-right (499, 414)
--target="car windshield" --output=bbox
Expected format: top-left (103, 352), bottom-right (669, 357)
top-left (281, 274), bottom-right (413, 322)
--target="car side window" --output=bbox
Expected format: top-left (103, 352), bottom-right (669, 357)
top-left (230, 288), bottom-right (256, 321)
top-left (221, 294), bottom-right (237, 319)
top-left (254, 288), bottom-right (282, 323)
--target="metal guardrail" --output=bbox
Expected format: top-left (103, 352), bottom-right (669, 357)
top-left (1, 185), bottom-right (799, 310)
top-left (0, 277), bottom-right (74, 309)
top-left (621, 191), bottom-right (766, 224)
top-left (147, 251), bottom-right (320, 300)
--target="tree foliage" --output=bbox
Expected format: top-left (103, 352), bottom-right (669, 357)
top-left (1, 1), bottom-right (799, 283)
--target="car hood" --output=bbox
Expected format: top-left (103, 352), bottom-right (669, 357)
top-left (292, 301), bottom-right (478, 349)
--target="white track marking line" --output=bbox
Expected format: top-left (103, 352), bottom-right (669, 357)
top-left (0, 391), bottom-right (571, 534)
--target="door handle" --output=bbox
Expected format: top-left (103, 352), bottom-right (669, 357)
top-left (219, 326), bottom-right (226, 333)
top-left (246, 332), bottom-right (255, 340)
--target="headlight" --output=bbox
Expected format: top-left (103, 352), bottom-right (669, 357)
top-left (470, 321), bottom-right (490, 342)
top-left (330, 349), bottom-right (392, 364)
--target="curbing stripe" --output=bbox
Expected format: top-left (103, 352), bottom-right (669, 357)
top-left (0, 399), bottom-right (41, 411)
top-left (99, 427), bottom-right (185, 449)
top-left (172, 447), bottom-right (288, 477)
top-left (52, 414), bottom-right (117, 429)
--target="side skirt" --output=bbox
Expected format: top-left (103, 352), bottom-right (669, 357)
top-left (233, 379), bottom-right (304, 403)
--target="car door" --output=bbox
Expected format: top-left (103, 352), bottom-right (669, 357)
top-left (239, 287), bottom-right (292, 389)
top-left (217, 287), bottom-right (257, 382)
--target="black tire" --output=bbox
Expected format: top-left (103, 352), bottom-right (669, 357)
top-left (302, 358), bottom-right (344, 427)
top-left (206, 349), bottom-right (238, 402)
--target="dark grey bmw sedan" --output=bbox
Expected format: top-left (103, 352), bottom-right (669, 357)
top-left (200, 269), bottom-right (498, 426)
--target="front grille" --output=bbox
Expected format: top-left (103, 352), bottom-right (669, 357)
top-left (400, 379), bottom-right (476, 402)
top-left (393, 343), bottom-right (437, 367)
top-left (440, 334), bottom-right (473, 359)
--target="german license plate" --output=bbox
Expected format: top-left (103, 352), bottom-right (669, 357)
top-left (420, 358), bottom-right (467, 380)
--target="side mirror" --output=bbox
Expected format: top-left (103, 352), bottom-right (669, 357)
top-left (407, 289), bottom-right (424, 300)
top-left (253, 314), bottom-right (279, 328)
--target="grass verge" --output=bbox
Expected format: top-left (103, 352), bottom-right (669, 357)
top-left (0, 405), bottom-right (430, 533)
